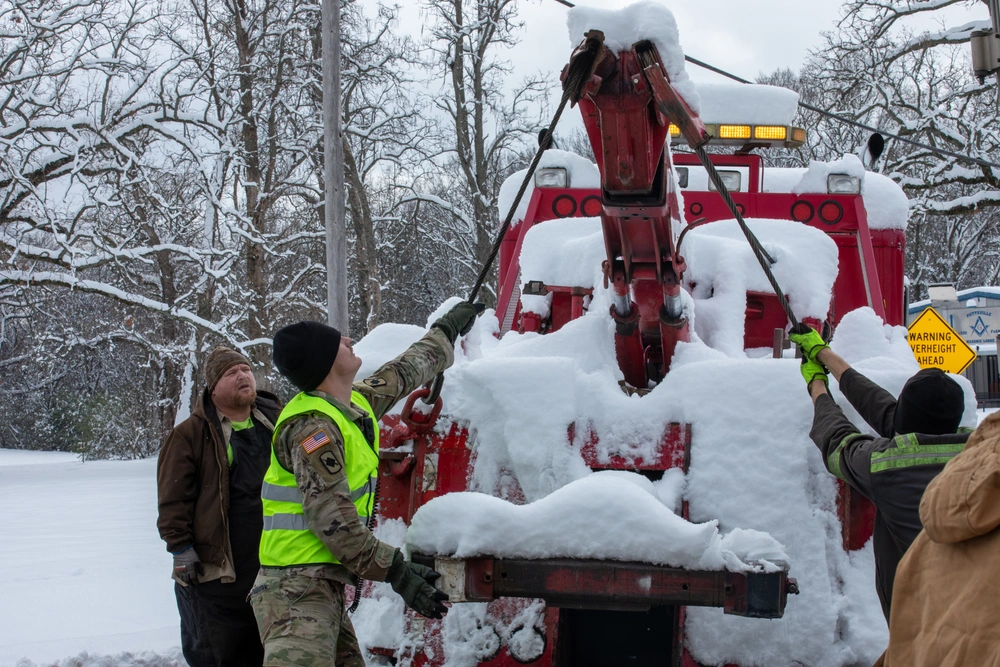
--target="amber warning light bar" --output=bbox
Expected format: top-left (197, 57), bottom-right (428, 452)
top-left (669, 123), bottom-right (806, 149)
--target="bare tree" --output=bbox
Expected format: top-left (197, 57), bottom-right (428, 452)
top-left (416, 0), bottom-right (550, 303)
top-left (779, 0), bottom-right (1000, 295)
top-left (337, 2), bottom-right (430, 334)
top-left (0, 0), bottom-right (438, 453)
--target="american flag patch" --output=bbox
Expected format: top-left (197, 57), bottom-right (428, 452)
top-left (300, 429), bottom-right (331, 454)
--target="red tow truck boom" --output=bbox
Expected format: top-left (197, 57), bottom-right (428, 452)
top-left (366, 26), bottom-right (905, 667)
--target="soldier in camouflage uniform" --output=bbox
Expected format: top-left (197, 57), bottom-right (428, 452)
top-left (251, 302), bottom-right (482, 667)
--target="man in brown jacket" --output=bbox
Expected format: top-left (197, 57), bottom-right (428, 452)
top-left (875, 411), bottom-right (1000, 666)
top-left (157, 346), bottom-right (281, 667)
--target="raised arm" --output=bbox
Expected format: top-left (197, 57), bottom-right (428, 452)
top-left (791, 326), bottom-right (898, 438)
top-left (355, 302), bottom-right (483, 420)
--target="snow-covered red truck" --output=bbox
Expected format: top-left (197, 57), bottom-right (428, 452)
top-left (353, 4), bottom-right (914, 666)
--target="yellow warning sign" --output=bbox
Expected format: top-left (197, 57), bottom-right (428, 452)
top-left (907, 307), bottom-right (977, 374)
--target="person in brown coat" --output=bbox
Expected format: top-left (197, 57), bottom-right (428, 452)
top-left (157, 346), bottom-right (281, 667)
top-left (875, 411), bottom-right (1000, 667)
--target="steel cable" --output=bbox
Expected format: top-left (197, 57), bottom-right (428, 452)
top-left (468, 87), bottom-right (575, 302)
top-left (693, 144), bottom-right (798, 327)
top-left (423, 58), bottom-right (590, 404)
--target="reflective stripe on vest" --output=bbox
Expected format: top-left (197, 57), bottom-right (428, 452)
top-left (870, 433), bottom-right (966, 474)
top-left (827, 432), bottom-right (867, 481)
top-left (259, 391), bottom-right (379, 567)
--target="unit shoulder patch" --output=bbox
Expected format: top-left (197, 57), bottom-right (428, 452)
top-left (300, 429), bottom-right (332, 454)
top-left (363, 377), bottom-right (387, 388)
top-left (319, 450), bottom-right (343, 475)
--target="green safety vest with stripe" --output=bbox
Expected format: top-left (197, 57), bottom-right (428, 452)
top-left (826, 429), bottom-right (971, 481)
top-left (259, 391), bottom-right (379, 567)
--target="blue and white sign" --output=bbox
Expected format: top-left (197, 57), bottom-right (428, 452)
top-left (952, 308), bottom-right (1000, 347)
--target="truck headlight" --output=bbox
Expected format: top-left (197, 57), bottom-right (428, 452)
top-left (535, 168), bottom-right (568, 188)
top-left (708, 170), bottom-right (741, 193)
top-left (827, 174), bottom-right (861, 194)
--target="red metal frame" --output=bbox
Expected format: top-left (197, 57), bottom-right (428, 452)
top-left (672, 153), bottom-right (904, 328)
top-left (425, 556), bottom-right (793, 618)
top-left (365, 32), bottom-right (904, 667)
top-left (572, 42), bottom-right (709, 385)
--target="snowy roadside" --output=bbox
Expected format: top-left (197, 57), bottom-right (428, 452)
top-left (0, 451), bottom-right (183, 667)
top-left (977, 407), bottom-right (999, 424)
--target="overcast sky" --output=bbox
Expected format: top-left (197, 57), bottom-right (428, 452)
top-left (512, 0), bottom-right (845, 85)
top-left (388, 0), bottom-right (987, 133)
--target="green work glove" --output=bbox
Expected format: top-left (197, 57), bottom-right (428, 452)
top-left (788, 324), bottom-right (830, 363)
top-left (800, 356), bottom-right (829, 389)
top-left (431, 301), bottom-right (486, 343)
top-left (386, 551), bottom-right (449, 619)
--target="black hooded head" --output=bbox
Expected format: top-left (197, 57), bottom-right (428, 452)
top-left (272, 321), bottom-right (341, 392)
top-left (893, 368), bottom-right (965, 435)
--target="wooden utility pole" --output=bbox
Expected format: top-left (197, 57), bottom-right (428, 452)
top-left (323, 0), bottom-right (349, 333)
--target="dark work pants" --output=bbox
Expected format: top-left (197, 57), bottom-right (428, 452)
top-left (176, 580), bottom-right (264, 667)
top-left (197, 579), bottom-right (266, 667)
top-left (175, 582), bottom-right (215, 667)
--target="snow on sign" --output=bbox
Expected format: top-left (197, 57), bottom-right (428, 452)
top-left (907, 307), bottom-right (977, 374)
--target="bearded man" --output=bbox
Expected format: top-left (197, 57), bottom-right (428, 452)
top-left (157, 346), bottom-right (281, 667)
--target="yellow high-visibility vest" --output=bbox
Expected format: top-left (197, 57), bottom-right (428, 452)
top-left (259, 391), bottom-right (379, 566)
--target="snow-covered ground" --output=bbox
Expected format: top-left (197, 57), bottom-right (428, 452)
top-left (979, 407), bottom-right (999, 424)
top-left (0, 450), bottom-right (182, 667)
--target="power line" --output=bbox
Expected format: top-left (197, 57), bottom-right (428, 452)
top-left (682, 57), bottom-right (1000, 172)
top-left (551, 0), bottom-right (1000, 172)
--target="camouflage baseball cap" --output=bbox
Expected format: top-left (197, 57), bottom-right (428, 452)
top-left (204, 346), bottom-right (251, 391)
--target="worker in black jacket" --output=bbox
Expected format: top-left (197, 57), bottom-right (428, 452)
top-left (789, 326), bottom-right (970, 623)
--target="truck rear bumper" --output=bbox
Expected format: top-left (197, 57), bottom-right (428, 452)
top-left (420, 556), bottom-right (796, 619)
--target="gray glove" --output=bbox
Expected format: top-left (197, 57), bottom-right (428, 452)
top-left (172, 547), bottom-right (201, 586)
top-left (385, 551), bottom-right (449, 619)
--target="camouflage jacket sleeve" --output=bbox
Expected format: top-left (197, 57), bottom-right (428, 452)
top-left (275, 414), bottom-right (397, 581)
top-left (354, 327), bottom-right (454, 420)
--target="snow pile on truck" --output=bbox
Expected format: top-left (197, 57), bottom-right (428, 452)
top-left (354, 304), bottom-right (976, 666)
top-left (514, 213), bottom-right (840, 353)
top-left (349, 3), bottom-right (974, 665)
top-left (498, 149), bottom-right (600, 228)
top-left (762, 153), bottom-right (910, 230)
top-left (695, 82), bottom-right (799, 126)
top-left (407, 472), bottom-right (788, 573)
top-left (566, 1), bottom-right (700, 113)
top-left (682, 219), bottom-right (838, 354)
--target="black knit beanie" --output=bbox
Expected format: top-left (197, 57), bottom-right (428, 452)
top-left (272, 321), bottom-right (341, 392)
top-left (893, 368), bottom-right (965, 435)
